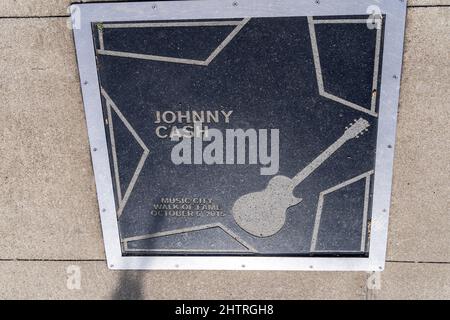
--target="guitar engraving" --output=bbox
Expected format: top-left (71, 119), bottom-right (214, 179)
top-left (232, 118), bottom-right (370, 237)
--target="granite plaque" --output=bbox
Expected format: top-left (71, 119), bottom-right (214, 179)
top-left (71, 0), bottom-right (407, 270)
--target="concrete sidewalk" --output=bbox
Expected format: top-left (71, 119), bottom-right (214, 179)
top-left (0, 1), bottom-right (449, 299)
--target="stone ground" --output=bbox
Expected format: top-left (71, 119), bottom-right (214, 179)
top-left (0, 1), bottom-right (449, 299)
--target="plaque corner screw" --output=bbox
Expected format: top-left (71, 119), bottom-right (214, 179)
top-left (232, 1), bottom-right (238, 7)
top-left (151, 4), bottom-right (157, 10)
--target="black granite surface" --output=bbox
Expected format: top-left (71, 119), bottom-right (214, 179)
top-left (93, 16), bottom-right (384, 256)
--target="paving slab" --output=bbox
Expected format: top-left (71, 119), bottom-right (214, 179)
top-left (369, 262), bottom-right (450, 299)
top-left (0, 261), bottom-right (367, 299)
top-left (0, 18), bottom-right (104, 259)
top-left (409, 0), bottom-right (450, 5)
top-left (0, 0), bottom-right (74, 17)
top-left (387, 7), bottom-right (450, 262)
top-left (0, 3), bottom-right (448, 270)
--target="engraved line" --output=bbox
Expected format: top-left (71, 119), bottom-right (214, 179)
top-left (123, 248), bottom-right (253, 253)
top-left (117, 151), bottom-right (149, 218)
top-left (106, 101), bottom-right (122, 202)
top-left (313, 19), bottom-right (369, 24)
top-left (98, 27), bottom-right (104, 50)
top-left (322, 170), bottom-right (374, 195)
top-left (123, 224), bottom-right (222, 242)
top-left (103, 21), bottom-right (243, 28)
top-left (101, 88), bottom-right (149, 152)
top-left (311, 249), bottom-right (365, 253)
top-left (97, 50), bottom-right (207, 66)
top-left (322, 92), bottom-right (379, 117)
top-left (360, 174), bottom-right (371, 251)
top-left (204, 17), bottom-right (250, 65)
top-left (96, 18), bottom-right (249, 66)
top-left (310, 195), bottom-right (325, 252)
top-left (310, 170), bottom-right (374, 252)
top-left (307, 17), bottom-right (379, 117)
top-left (307, 17), bottom-right (325, 96)
top-left (101, 89), bottom-right (150, 218)
top-left (123, 223), bottom-right (257, 253)
top-left (218, 223), bottom-right (258, 253)
top-left (371, 26), bottom-right (382, 113)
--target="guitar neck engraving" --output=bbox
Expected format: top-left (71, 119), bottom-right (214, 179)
top-left (291, 134), bottom-right (350, 188)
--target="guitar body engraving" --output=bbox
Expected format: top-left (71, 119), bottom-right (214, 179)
top-left (233, 118), bottom-right (370, 237)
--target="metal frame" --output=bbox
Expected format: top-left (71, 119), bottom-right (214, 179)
top-left (71, 0), bottom-right (407, 271)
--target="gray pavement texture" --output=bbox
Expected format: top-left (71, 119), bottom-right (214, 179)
top-left (0, 2), bottom-right (449, 299)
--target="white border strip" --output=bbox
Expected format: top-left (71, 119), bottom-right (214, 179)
top-left (71, 0), bottom-right (407, 271)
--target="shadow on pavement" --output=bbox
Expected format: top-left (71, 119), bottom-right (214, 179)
top-left (111, 272), bottom-right (145, 300)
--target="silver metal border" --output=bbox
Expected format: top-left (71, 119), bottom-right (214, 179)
top-left (71, 0), bottom-right (407, 271)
